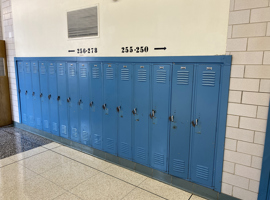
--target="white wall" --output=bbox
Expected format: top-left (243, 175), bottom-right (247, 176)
top-left (12, 0), bottom-right (230, 57)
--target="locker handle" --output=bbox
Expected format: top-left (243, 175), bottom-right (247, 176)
top-left (150, 110), bottom-right (155, 119)
top-left (67, 97), bottom-right (71, 103)
top-left (25, 90), bottom-right (28, 95)
top-left (169, 115), bottom-right (174, 122)
top-left (117, 106), bottom-right (121, 112)
top-left (102, 104), bottom-right (106, 110)
top-left (48, 94), bottom-right (51, 100)
top-left (90, 101), bottom-right (93, 107)
top-left (191, 119), bottom-right (198, 127)
top-left (40, 93), bottom-right (43, 97)
top-left (78, 99), bottom-right (82, 105)
top-left (132, 108), bottom-right (137, 115)
top-left (32, 92), bottom-right (35, 96)
top-left (57, 96), bottom-right (60, 101)
top-left (196, 119), bottom-right (198, 126)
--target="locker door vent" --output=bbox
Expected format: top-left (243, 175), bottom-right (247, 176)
top-left (44, 120), bottom-right (49, 129)
top-left (92, 68), bottom-right (100, 79)
top-left (26, 65), bottom-right (31, 73)
top-left (173, 159), bottom-right (185, 173)
top-left (58, 66), bottom-right (64, 76)
top-left (82, 130), bottom-right (88, 141)
top-left (49, 66), bottom-right (55, 75)
top-left (29, 116), bottom-right (34, 124)
top-left (72, 128), bottom-right (78, 137)
top-left (121, 69), bottom-right (129, 81)
top-left (22, 114), bottom-right (27, 122)
top-left (106, 68), bottom-right (114, 80)
top-left (80, 67), bottom-right (87, 78)
top-left (18, 64), bottom-right (23, 72)
top-left (41, 66), bottom-right (46, 75)
top-left (137, 147), bottom-right (146, 160)
top-left (53, 122), bottom-right (57, 132)
top-left (107, 138), bottom-right (114, 150)
top-left (33, 65), bottom-right (38, 74)
top-left (196, 165), bottom-right (209, 180)
top-left (202, 71), bottom-right (216, 87)
top-left (177, 71), bottom-right (189, 85)
top-left (120, 142), bottom-right (129, 155)
top-left (61, 125), bottom-right (67, 135)
top-left (69, 66), bottom-right (76, 77)
top-left (37, 118), bottom-right (41, 126)
top-left (138, 70), bottom-right (147, 82)
top-left (156, 70), bottom-right (166, 83)
top-left (94, 134), bottom-right (101, 145)
top-left (153, 152), bottom-right (165, 166)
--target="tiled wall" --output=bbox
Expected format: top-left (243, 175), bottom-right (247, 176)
top-left (223, 0), bottom-right (270, 199)
top-left (1, 0), bottom-right (19, 122)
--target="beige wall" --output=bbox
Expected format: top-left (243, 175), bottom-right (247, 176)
top-left (223, 0), bottom-right (270, 199)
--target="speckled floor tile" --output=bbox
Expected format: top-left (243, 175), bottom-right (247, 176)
top-left (103, 165), bottom-right (147, 186)
top-left (122, 188), bottom-right (165, 200)
top-left (54, 192), bottom-right (81, 200)
top-left (138, 178), bottom-right (192, 200)
top-left (41, 159), bottom-right (99, 190)
top-left (0, 157), bottom-right (15, 167)
top-left (42, 142), bottom-right (62, 149)
top-left (190, 195), bottom-right (207, 200)
top-left (70, 172), bottom-right (135, 200)
top-left (8, 146), bottom-right (48, 161)
top-left (18, 150), bottom-right (70, 174)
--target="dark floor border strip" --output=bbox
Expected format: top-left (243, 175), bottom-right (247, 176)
top-left (13, 122), bottom-right (239, 200)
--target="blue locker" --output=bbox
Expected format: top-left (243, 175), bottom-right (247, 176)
top-left (78, 62), bottom-right (91, 146)
top-left (31, 61), bottom-right (42, 130)
top-left (24, 61), bottom-right (35, 127)
top-left (67, 62), bottom-right (80, 142)
top-left (190, 64), bottom-right (221, 187)
top-left (117, 64), bottom-right (133, 160)
top-left (57, 62), bottom-right (69, 139)
top-left (103, 63), bottom-right (118, 155)
top-left (169, 64), bottom-right (194, 179)
top-left (39, 62), bottom-right (50, 133)
top-left (90, 63), bottom-right (103, 150)
top-left (48, 62), bottom-right (59, 136)
top-left (150, 64), bottom-right (171, 172)
top-left (17, 62), bottom-right (27, 125)
top-left (133, 64), bottom-right (151, 166)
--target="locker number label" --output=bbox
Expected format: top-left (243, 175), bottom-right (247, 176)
top-left (77, 48), bottom-right (98, 54)
top-left (121, 46), bottom-right (149, 53)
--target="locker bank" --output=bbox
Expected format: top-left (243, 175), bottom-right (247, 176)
top-left (0, 0), bottom-right (270, 200)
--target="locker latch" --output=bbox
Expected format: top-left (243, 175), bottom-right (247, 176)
top-left (40, 93), bottom-right (43, 97)
top-left (67, 97), bottom-right (71, 103)
top-left (192, 119), bottom-right (198, 127)
top-left (116, 106), bottom-right (121, 112)
top-left (57, 96), bottom-right (60, 101)
top-left (169, 115), bottom-right (174, 122)
top-left (78, 99), bottom-right (82, 105)
top-left (48, 94), bottom-right (51, 100)
top-left (32, 92), bottom-right (35, 96)
top-left (132, 108), bottom-right (137, 115)
top-left (150, 110), bottom-right (155, 119)
top-left (102, 104), bottom-right (106, 110)
top-left (25, 90), bottom-right (28, 95)
top-left (89, 101), bottom-right (93, 107)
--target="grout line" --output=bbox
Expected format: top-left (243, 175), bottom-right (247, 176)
top-left (188, 194), bottom-right (193, 200)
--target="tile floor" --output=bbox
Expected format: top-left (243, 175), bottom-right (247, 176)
top-left (0, 126), bottom-right (206, 200)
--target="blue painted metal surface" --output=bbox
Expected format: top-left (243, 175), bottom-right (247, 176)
top-left (31, 61), bottom-right (42, 130)
top-left (258, 106), bottom-right (270, 200)
top-left (48, 62), bottom-right (59, 136)
top-left (150, 64), bottom-right (171, 172)
top-left (190, 64), bottom-right (221, 187)
top-left (67, 62), bottom-right (80, 142)
top-left (90, 63), bottom-right (103, 150)
top-left (57, 62), bottom-right (69, 139)
top-left (133, 64), bottom-right (151, 166)
top-left (17, 61), bottom-right (27, 125)
top-left (39, 62), bottom-right (50, 133)
top-left (117, 63), bottom-right (133, 160)
top-left (78, 62), bottom-right (91, 146)
top-left (24, 61), bottom-right (35, 127)
top-left (103, 63), bottom-right (118, 155)
top-left (169, 64), bottom-right (194, 179)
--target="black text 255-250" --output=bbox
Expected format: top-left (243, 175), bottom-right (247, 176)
top-left (121, 46), bottom-right (149, 53)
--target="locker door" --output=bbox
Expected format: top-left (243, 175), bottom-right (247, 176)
top-left (79, 62), bottom-right (91, 146)
top-left (133, 64), bottom-right (151, 166)
top-left (103, 63), bottom-right (118, 155)
top-left (48, 62), bottom-right (59, 136)
top-left (117, 64), bottom-right (133, 160)
top-left (68, 62), bottom-right (80, 142)
top-left (190, 64), bottom-right (221, 187)
top-left (150, 64), bottom-right (171, 172)
top-left (39, 62), bottom-right (50, 133)
top-left (24, 61), bottom-right (35, 127)
top-left (90, 63), bottom-right (103, 150)
top-left (57, 62), bottom-right (69, 139)
top-left (17, 62), bottom-right (27, 125)
top-left (31, 61), bottom-right (42, 130)
top-left (169, 64), bottom-right (194, 179)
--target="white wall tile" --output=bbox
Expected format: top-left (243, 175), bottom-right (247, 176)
top-left (221, 183), bottom-right (233, 195)
top-left (249, 180), bottom-right (260, 193)
top-left (229, 10), bottom-right (250, 25)
top-left (234, 0), bottom-right (268, 10)
top-left (254, 131), bottom-right (266, 145)
top-left (226, 38), bottom-right (247, 51)
top-left (225, 138), bottom-right (237, 151)
top-left (235, 164), bottom-right (261, 181)
top-left (226, 115), bottom-right (240, 127)
top-left (240, 117), bottom-right (267, 132)
top-left (224, 150), bottom-right (252, 166)
top-left (228, 91), bottom-right (242, 103)
top-left (231, 52), bottom-right (263, 64)
top-left (237, 141), bottom-right (264, 157)
top-left (257, 106), bottom-right (269, 119)
top-left (228, 103), bottom-right (257, 117)
top-left (251, 156), bottom-right (263, 169)
top-left (222, 172), bottom-right (249, 189)
top-left (242, 92), bottom-right (270, 106)
top-left (223, 161), bottom-right (235, 173)
top-left (250, 7), bottom-right (270, 23)
top-left (226, 127), bottom-right (254, 142)
top-left (233, 187), bottom-right (258, 200)
top-left (232, 23), bottom-right (267, 38)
